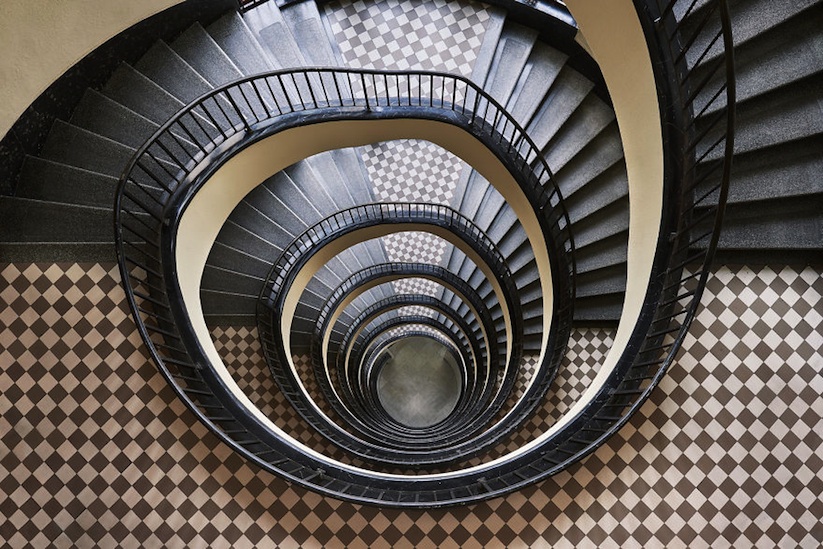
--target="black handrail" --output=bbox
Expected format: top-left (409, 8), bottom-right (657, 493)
top-left (310, 262), bottom-right (502, 436)
top-left (114, 0), bottom-right (733, 502)
top-left (255, 203), bottom-right (545, 466)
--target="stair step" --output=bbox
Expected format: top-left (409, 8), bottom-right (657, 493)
top-left (483, 23), bottom-right (539, 106)
top-left (207, 241), bottom-right (272, 280)
top-left (470, 7), bottom-right (507, 85)
top-left (102, 63), bottom-right (187, 125)
top-left (712, 196), bottom-right (823, 250)
top-left (545, 94), bottom-right (615, 172)
top-left (526, 67), bottom-right (593, 150)
top-left (571, 200), bottom-right (629, 249)
top-left (70, 89), bottom-right (161, 150)
top-left (698, 8), bottom-right (823, 115)
top-left (573, 295), bottom-right (624, 324)
top-left (566, 176), bottom-right (629, 229)
top-left (555, 124), bottom-right (624, 199)
top-left (201, 264), bottom-right (265, 297)
top-left (209, 12), bottom-right (276, 75)
top-left (575, 264), bottom-right (628, 299)
top-left (507, 42), bottom-right (568, 126)
top-left (16, 157), bottom-right (118, 208)
top-left (171, 23), bottom-right (245, 87)
top-left (70, 89), bottom-right (197, 164)
top-left (214, 216), bottom-right (286, 259)
top-left (711, 135), bottom-right (823, 205)
top-left (40, 121), bottom-right (135, 176)
top-left (280, 0), bottom-right (339, 67)
top-left (199, 290), bottom-right (258, 317)
top-left (135, 41), bottom-right (214, 104)
top-left (575, 234), bottom-right (628, 274)
top-left (704, 75), bottom-right (823, 159)
top-left (0, 197), bottom-right (111, 245)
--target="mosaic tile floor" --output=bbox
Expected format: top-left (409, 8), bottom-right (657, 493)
top-left (2, 262), bottom-right (822, 547)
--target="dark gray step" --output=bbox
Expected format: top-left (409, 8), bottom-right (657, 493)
top-left (566, 172), bottom-right (630, 228)
top-left (0, 197), bottom-right (111, 244)
top-left (280, 1), bottom-right (339, 67)
top-left (703, 135), bottom-right (823, 205)
top-left (285, 160), bottom-right (341, 216)
top-left (230, 200), bottom-right (296, 250)
top-left (700, 74), bottom-right (823, 160)
top-left (571, 200), bottom-right (629, 249)
top-left (102, 63), bottom-right (187, 125)
top-left (135, 40), bottom-right (214, 104)
top-left (70, 89), bottom-right (160, 149)
top-left (482, 23), bottom-right (539, 106)
top-left (507, 42), bottom-right (568, 126)
top-left (526, 67), bottom-right (593, 150)
top-left (470, 8), bottom-right (507, 85)
top-left (40, 121), bottom-right (135, 176)
top-left (329, 148), bottom-right (375, 205)
top-left (486, 208), bottom-right (521, 246)
top-left (201, 264), bottom-right (265, 297)
top-left (574, 233), bottom-right (628, 274)
top-left (573, 295), bottom-right (624, 324)
top-left (199, 290), bottom-right (258, 317)
top-left (698, 8), bottom-right (823, 115)
top-left (206, 241), bottom-right (272, 280)
top-left (544, 94), bottom-right (615, 172)
top-left (554, 124), bottom-right (625, 199)
top-left (496, 225), bottom-right (529, 258)
top-left (16, 157), bottom-right (117, 208)
top-left (70, 89), bottom-right (197, 164)
top-left (473, 188), bottom-right (507, 233)
top-left (455, 170), bottom-right (492, 220)
top-left (262, 171), bottom-right (320, 230)
top-left (204, 315), bottom-right (256, 327)
top-left (171, 22), bottom-right (244, 87)
top-left (305, 152), bottom-right (359, 209)
top-left (243, 177), bottom-right (310, 237)
top-left (575, 264), bottom-right (627, 299)
top-left (207, 12), bottom-right (276, 75)
top-left (684, 0), bottom-right (820, 68)
top-left (213, 216), bottom-right (286, 260)
top-left (711, 196), bottom-right (823, 251)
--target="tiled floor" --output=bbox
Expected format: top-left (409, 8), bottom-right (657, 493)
top-left (2, 262), bottom-right (822, 547)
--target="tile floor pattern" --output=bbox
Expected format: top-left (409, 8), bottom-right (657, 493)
top-left (326, 0), bottom-right (491, 285)
top-left (2, 262), bottom-right (823, 547)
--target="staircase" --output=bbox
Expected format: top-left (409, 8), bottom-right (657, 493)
top-left (0, 0), bottom-right (815, 506)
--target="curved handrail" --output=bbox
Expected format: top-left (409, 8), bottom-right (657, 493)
top-left (255, 203), bottom-right (549, 466)
top-left (310, 262), bottom-right (502, 435)
top-left (113, 0), bottom-right (733, 501)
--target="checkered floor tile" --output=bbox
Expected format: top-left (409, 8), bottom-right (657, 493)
top-left (364, 139), bottom-right (462, 205)
top-left (2, 263), bottom-right (822, 547)
top-left (324, 0), bottom-right (490, 75)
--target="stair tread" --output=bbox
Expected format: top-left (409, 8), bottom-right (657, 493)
top-left (102, 63), bottom-right (187, 125)
top-left (40, 120), bottom-right (135, 176)
top-left (208, 11), bottom-right (276, 75)
top-left (171, 22), bottom-right (245, 87)
top-left (16, 157), bottom-right (118, 208)
top-left (135, 40), bottom-right (214, 103)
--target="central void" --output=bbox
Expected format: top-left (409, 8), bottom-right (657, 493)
top-left (376, 336), bottom-right (462, 428)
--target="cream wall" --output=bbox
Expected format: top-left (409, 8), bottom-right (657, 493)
top-left (0, 0), bottom-right (183, 138)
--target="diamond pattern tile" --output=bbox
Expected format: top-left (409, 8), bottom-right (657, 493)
top-left (324, 0), bottom-right (490, 75)
top-left (2, 263), bottom-right (822, 547)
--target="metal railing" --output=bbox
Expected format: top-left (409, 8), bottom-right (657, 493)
top-left (114, 0), bottom-right (733, 500)
top-left (255, 203), bottom-right (554, 466)
top-left (310, 262), bottom-right (503, 437)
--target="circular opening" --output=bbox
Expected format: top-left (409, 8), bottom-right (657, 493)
top-left (376, 336), bottom-right (462, 429)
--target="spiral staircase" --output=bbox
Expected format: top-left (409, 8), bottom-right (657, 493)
top-left (0, 0), bottom-right (820, 507)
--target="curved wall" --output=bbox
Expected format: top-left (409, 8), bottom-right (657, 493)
top-left (0, 0), bottom-right (184, 138)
